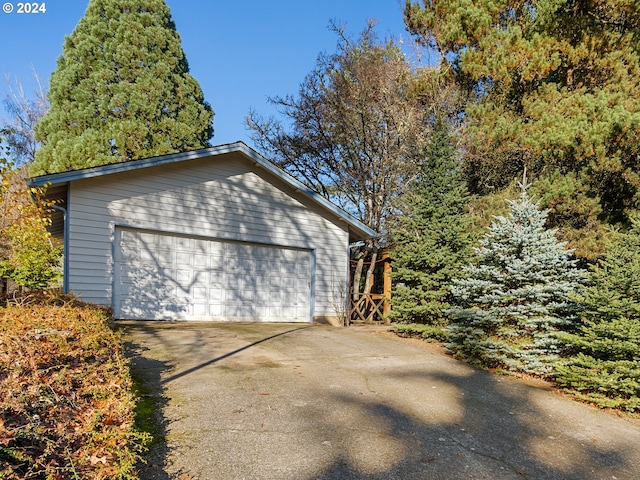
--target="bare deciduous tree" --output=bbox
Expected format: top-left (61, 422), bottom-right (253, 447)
top-left (247, 21), bottom-right (446, 243)
top-left (247, 21), bottom-right (460, 318)
top-left (1, 71), bottom-right (48, 166)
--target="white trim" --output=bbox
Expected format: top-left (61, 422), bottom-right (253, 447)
top-left (29, 142), bottom-right (377, 241)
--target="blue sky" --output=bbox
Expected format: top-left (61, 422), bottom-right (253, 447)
top-left (0, 0), bottom-right (418, 146)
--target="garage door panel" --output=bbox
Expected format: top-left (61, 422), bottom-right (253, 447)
top-left (209, 257), bottom-right (224, 271)
top-left (226, 305), bottom-right (253, 317)
top-left (283, 262), bottom-right (298, 275)
top-left (282, 279), bottom-right (299, 294)
top-left (209, 287), bottom-right (223, 301)
top-left (176, 252), bottom-right (192, 266)
top-left (227, 276), bottom-right (240, 288)
top-left (138, 232), bottom-right (155, 244)
top-left (295, 292), bottom-right (309, 304)
top-left (226, 260), bottom-right (243, 273)
top-left (175, 288), bottom-right (191, 300)
top-left (192, 286), bottom-right (207, 300)
top-left (115, 229), bottom-right (312, 321)
top-left (176, 270), bottom-right (192, 284)
top-left (192, 304), bottom-right (207, 316)
top-left (282, 249), bottom-right (297, 260)
top-left (255, 263), bottom-right (270, 275)
top-left (176, 236), bottom-right (192, 249)
top-left (121, 264), bottom-right (165, 286)
top-left (122, 299), bottom-right (187, 320)
top-left (268, 289), bottom-right (282, 301)
top-left (256, 290), bottom-right (270, 302)
top-left (209, 245), bottom-right (223, 256)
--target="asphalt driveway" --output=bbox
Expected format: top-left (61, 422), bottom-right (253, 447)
top-left (122, 322), bottom-right (640, 480)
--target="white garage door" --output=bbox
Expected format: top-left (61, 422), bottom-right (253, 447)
top-left (114, 228), bottom-right (312, 321)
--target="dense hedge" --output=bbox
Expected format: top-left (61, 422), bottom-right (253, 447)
top-left (0, 298), bottom-right (149, 479)
top-left (393, 323), bottom-right (449, 343)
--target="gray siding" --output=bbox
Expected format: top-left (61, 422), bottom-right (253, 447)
top-left (66, 152), bottom-right (349, 320)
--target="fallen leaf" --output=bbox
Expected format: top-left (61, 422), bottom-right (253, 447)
top-left (89, 455), bottom-right (107, 465)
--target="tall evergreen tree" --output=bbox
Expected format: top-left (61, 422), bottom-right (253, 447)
top-left (555, 219), bottom-right (640, 412)
top-left (449, 176), bottom-right (585, 377)
top-left (404, 0), bottom-right (640, 260)
top-left (389, 117), bottom-right (473, 325)
top-left (32, 0), bottom-right (213, 175)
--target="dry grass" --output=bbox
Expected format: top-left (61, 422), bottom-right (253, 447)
top-left (0, 294), bottom-right (149, 479)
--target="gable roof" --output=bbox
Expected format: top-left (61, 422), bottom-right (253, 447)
top-left (29, 141), bottom-right (377, 242)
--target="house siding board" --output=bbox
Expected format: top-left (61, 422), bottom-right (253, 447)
top-left (67, 230), bottom-right (109, 243)
top-left (66, 152), bottom-right (348, 320)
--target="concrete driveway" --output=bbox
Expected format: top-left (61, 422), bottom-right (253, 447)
top-left (122, 322), bottom-right (640, 480)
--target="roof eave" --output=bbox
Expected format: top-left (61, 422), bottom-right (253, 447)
top-left (28, 141), bottom-right (378, 241)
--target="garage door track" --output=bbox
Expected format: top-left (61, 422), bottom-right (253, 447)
top-left (122, 322), bottom-right (640, 480)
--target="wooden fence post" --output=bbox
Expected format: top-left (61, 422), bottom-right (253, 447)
top-left (383, 257), bottom-right (392, 316)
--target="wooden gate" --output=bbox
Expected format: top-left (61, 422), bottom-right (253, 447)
top-left (347, 251), bottom-right (391, 325)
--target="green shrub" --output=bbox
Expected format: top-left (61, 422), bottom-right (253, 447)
top-left (0, 160), bottom-right (62, 291)
top-left (393, 323), bottom-right (450, 343)
top-left (0, 210), bottom-right (62, 290)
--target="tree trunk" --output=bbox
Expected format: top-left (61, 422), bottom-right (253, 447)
top-left (352, 257), bottom-right (364, 301)
top-left (363, 251), bottom-right (378, 295)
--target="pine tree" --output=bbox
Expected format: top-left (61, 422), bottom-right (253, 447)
top-left (404, 0), bottom-right (640, 260)
top-left (389, 117), bottom-right (473, 325)
top-left (32, 0), bottom-right (213, 175)
top-left (555, 219), bottom-right (640, 411)
top-left (448, 175), bottom-right (585, 377)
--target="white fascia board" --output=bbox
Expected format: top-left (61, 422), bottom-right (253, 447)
top-left (28, 141), bottom-right (378, 241)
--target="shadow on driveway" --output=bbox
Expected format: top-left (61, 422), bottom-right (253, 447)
top-left (122, 323), bottom-right (640, 480)
top-left (160, 326), bottom-right (313, 385)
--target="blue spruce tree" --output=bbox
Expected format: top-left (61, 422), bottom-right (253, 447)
top-left (448, 175), bottom-right (586, 377)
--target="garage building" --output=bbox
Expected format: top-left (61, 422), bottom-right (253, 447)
top-left (31, 142), bottom-right (376, 324)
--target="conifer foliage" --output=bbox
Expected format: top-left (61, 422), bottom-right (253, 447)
top-left (404, 0), bottom-right (640, 261)
top-left (555, 219), bottom-right (640, 411)
top-left (389, 117), bottom-right (473, 325)
top-left (32, 0), bottom-right (213, 175)
top-left (448, 177), bottom-right (585, 376)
